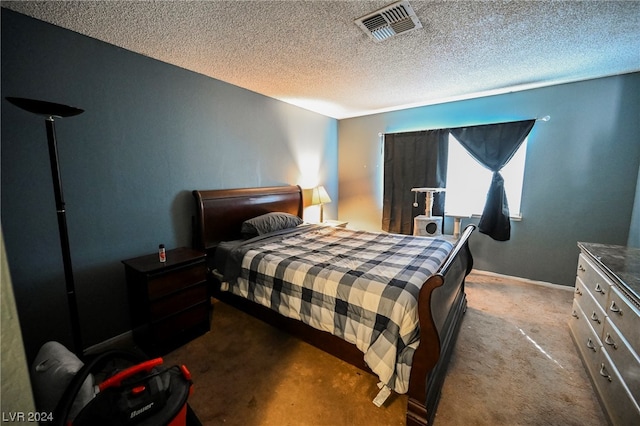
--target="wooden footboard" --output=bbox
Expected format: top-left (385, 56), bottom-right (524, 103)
top-left (192, 186), bottom-right (475, 425)
top-left (407, 224), bottom-right (475, 426)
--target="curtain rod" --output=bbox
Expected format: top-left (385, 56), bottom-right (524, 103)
top-left (379, 116), bottom-right (550, 137)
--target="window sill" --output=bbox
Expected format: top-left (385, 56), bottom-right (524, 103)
top-left (445, 213), bottom-right (523, 221)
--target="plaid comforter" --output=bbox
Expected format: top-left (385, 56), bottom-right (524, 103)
top-left (220, 225), bottom-right (454, 393)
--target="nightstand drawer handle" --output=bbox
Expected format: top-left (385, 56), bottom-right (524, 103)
top-left (594, 283), bottom-right (605, 294)
top-left (578, 265), bottom-right (586, 272)
top-left (609, 301), bottom-right (622, 315)
top-left (574, 287), bottom-right (582, 296)
top-left (586, 338), bottom-right (597, 352)
top-left (571, 310), bottom-right (579, 319)
top-left (590, 312), bottom-right (601, 324)
top-left (604, 333), bottom-right (618, 350)
top-left (599, 363), bottom-right (612, 382)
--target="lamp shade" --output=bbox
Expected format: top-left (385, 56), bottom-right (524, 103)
top-left (6, 97), bottom-right (84, 118)
top-left (311, 186), bottom-right (331, 205)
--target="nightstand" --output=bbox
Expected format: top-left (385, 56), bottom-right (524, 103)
top-left (122, 247), bottom-right (210, 355)
top-left (322, 220), bottom-right (348, 228)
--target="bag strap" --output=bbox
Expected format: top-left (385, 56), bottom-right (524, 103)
top-left (53, 350), bottom-right (147, 426)
top-left (98, 358), bottom-right (163, 392)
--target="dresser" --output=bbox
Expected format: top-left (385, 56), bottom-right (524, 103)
top-left (123, 247), bottom-right (210, 356)
top-left (568, 243), bottom-right (640, 425)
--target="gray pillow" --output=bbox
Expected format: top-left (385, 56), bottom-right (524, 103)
top-left (31, 341), bottom-right (95, 420)
top-left (241, 212), bottom-right (303, 237)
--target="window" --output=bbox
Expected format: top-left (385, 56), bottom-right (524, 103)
top-left (444, 134), bottom-right (527, 218)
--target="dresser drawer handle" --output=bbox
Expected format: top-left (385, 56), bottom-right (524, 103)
top-left (571, 310), bottom-right (579, 319)
top-left (586, 338), bottom-right (597, 352)
top-left (578, 264), bottom-right (586, 272)
top-left (594, 283), bottom-right (605, 294)
top-left (604, 333), bottom-right (618, 350)
top-left (590, 312), bottom-right (601, 324)
top-left (574, 287), bottom-right (582, 296)
top-left (609, 301), bottom-right (622, 315)
top-left (599, 363), bottom-right (612, 382)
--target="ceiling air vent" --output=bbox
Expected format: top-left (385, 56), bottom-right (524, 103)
top-left (355, 0), bottom-right (422, 42)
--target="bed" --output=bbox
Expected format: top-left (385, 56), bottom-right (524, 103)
top-left (192, 185), bottom-right (475, 426)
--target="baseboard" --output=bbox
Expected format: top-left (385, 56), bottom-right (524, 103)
top-left (83, 330), bottom-right (135, 356)
top-left (470, 269), bottom-right (573, 292)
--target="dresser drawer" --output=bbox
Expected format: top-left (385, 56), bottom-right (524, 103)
top-left (576, 254), bottom-right (611, 310)
top-left (603, 317), bottom-right (640, 402)
top-left (574, 276), bottom-right (607, 339)
top-left (148, 262), bottom-right (207, 300)
top-left (607, 285), bottom-right (640, 356)
top-left (569, 299), bottom-right (603, 379)
top-left (574, 244), bottom-right (640, 426)
top-left (594, 349), bottom-right (640, 426)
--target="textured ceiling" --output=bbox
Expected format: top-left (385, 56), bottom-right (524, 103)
top-left (3, 0), bottom-right (640, 119)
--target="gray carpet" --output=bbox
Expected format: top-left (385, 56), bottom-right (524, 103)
top-left (164, 271), bottom-right (607, 425)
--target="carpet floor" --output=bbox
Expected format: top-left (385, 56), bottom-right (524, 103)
top-left (164, 271), bottom-right (607, 425)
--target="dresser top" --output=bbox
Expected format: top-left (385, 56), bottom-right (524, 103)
top-left (578, 242), bottom-right (640, 306)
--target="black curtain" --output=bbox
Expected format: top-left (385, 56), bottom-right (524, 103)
top-left (382, 130), bottom-right (449, 234)
top-left (450, 119), bottom-right (535, 241)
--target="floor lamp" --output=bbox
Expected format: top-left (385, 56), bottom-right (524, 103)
top-left (6, 97), bottom-right (85, 355)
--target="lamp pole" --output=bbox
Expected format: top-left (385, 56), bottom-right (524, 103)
top-left (6, 97), bottom-right (85, 355)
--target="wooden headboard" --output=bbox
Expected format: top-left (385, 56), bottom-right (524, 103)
top-left (192, 185), bottom-right (304, 252)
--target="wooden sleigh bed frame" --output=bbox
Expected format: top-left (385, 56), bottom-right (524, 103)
top-left (192, 185), bottom-right (475, 426)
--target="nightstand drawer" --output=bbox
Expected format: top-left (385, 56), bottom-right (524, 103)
top-left (151, 302), bottom-right (210, 342)
top-left (148, 262), bottom-right (207, 300)
top-left (150, 282), bottom-right (208, 319)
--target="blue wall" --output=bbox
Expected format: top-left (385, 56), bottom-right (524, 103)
top-left (3, 8), bottom-right (639, 363)
top-left (1, 9), bottom-right (338, 360)
top-left (338, 73), bottom-right (640, 286)
top-left (630, 162), bottom-right (640, 248)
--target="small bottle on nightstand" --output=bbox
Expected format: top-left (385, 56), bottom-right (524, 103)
top-left (158, 244), bottom-right (166, 263)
